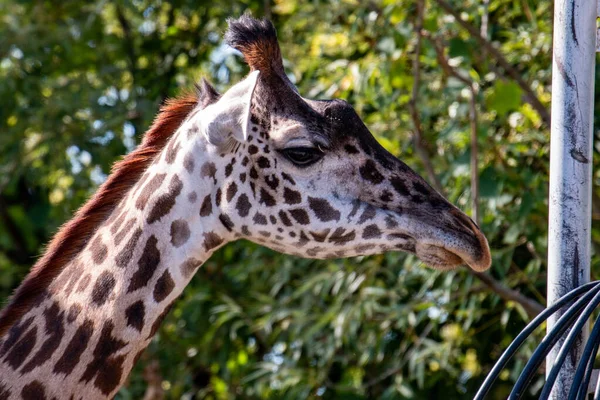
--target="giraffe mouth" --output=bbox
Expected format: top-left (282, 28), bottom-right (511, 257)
top-left (415, 243), bottom-right (465, 271)
top-left (412, 230), bottom-right (491, 272)
top-left (379, 206), bottom-right (491, 271)
top-left (407, 213), bottom-right (491, 272)
top-left (414, 204), bottom-right (492, 271)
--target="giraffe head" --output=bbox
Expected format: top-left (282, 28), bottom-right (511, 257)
top-left (190, 16), bottom-right (491, 271)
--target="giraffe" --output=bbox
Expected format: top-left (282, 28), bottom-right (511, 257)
top-left (0, 15), bottom-right (491, 399)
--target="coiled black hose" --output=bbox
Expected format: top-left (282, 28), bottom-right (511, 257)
top-left (474, 281), bottom-right (600, 399)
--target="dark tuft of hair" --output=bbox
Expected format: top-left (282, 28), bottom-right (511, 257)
top-left (195, 78), bottom-right (221, 108)
top-left (224, 15), bottom-right (284, 75)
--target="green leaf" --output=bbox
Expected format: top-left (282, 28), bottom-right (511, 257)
top-left (486, 81), bottom-right (523, 115)
top-left (448, 38), bottom-right (472, 59)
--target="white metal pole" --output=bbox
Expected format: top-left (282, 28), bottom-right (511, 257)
top-left (546, 0), bottom-right (596, 397)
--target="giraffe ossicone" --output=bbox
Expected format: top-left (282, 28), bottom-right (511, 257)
top-left (0, 15), bottom-right (491, 399)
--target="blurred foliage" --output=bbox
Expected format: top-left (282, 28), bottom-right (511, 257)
top-left (1, 0), bottom-right (599, 398)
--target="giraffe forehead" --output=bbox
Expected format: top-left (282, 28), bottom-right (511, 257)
top-left (254, 95), bottom-right (385, 159)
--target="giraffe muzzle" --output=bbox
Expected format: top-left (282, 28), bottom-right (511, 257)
top-left (425, 208), bottom-right (491, 272)
top-left (400, 206), bottom-right (492, 272)
top-left (414, 233), bottom-right (491, 272)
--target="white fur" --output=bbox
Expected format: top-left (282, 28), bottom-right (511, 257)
top-left (200, 70), bottom-right (260, 145)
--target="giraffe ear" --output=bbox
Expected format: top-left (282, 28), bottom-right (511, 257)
top-left (200, 70), bottom-right (260, 146)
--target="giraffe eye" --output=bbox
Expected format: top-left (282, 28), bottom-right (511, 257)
top-left (281, 147), bottom-right (323, 167)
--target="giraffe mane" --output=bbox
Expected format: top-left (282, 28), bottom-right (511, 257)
top-left (0, 89), bottom-right (208, 336)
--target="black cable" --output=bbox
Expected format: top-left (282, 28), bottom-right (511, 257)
top-left (541, 289), bottom-right (600, 398)
top-left (573, 316), bottom-right (600, 400)
top-left (473, 281), bottom-right (600, 400)
top-left (508, 285), bottom-right (600, 399)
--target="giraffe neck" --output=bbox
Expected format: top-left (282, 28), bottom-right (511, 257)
top-left (0, 129), bottom-right (230, 399)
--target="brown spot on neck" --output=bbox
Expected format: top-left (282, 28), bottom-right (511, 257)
top-left (136, 174), bottom-right (167, 210)
top-left (79, 320), bottom-right (127, 395)
top-left (21, 380), bottom-right (48, 400)
top-left (4, 324), bottom-right (37, 370)
top-left (53, 319), bottom-right (94, 375)
top-left (180, 258), bottom-right (202, 279)
top-left (203, 232), bottom-right (224, 252)
top-left (114, 218), bottom-right (137, 246)
top-left (21, 301), bottom-right (65, 373)
top-left (91, 271), bottom-right (116, 307)
top-left (170, 219), bottom-right (191, 247)
top-left (153, 270), bottom-right (175, 302)
top-left (125, 301), bottom-right (145, 332)
top-left (128, 235), bottom-right (161, 293)
top-left (116, 228), bottom-right (143, 269)
top-left (0, 316), bottom-right (34, 358)
top-left (146, 174), bottom-right (183, 224)
top-left (90, 237), bottom-right (108, 265)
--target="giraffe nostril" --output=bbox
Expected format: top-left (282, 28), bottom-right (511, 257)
top-left (448, 207), bottom-right (479, 237)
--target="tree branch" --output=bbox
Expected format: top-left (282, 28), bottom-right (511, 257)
top-left (409, 0), bottom-right (444, 194)
top-left (263, 0), bottom-right (272, 19)
top-left (480, 0), bottom-right (490, 39)
top-left (425, 33), bottom-right (545, 318)
top-left (113, 3), bottom-right (147, 136)
top-left (432, 0), bottom-right (551, 127)
top-left (142, 357), bottom-right (165, 400)
top-left (427, 35), bottom-right (481, 223)
top-left (468, 90), bottom-right (480, 223)
top-left (469, 270), bottom-right (544, 318)
top-left (0, 194), bottom-right (30, 264)
top-left (114, 4), bottom-right (138, 78)
top-left (362, 322), bottom-right (435, 388)
top-left (157, 5), bottom-right (178, 102)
